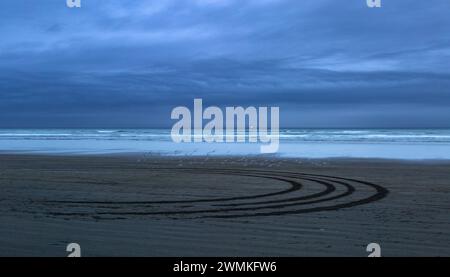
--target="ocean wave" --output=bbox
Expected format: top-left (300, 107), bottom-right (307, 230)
top-left (1, 129), bottom-right (450, 144)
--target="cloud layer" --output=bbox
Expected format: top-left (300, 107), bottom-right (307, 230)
top-left (1, 0), bottom-right (450, 127)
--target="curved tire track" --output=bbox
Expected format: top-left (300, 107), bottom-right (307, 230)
top-left (35, 168), bottom-right (389, 219)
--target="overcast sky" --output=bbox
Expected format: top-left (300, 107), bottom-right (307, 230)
top-left (0, 0), bottom-right (449, 128)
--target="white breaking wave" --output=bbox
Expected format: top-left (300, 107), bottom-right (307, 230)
top-left (1, 129), bottom-right (450, 159)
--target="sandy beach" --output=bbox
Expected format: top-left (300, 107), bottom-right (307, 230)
top-left (0, 154), bottom-right (449, 257)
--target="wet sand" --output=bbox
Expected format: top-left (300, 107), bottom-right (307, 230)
top-left (0, 154), bottom-right (449, 256)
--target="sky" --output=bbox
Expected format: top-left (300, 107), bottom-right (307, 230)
top-left (0, 0), bottom-right (449, 128)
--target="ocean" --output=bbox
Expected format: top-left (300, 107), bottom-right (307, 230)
top-left (1, 129), bottom-right (450, 159)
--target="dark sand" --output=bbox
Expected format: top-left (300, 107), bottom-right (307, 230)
top-left (0, 154), bottom-right (449, 256)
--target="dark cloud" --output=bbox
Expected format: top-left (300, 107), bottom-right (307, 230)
top-left (0, 0), bottom-right (449, 128)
